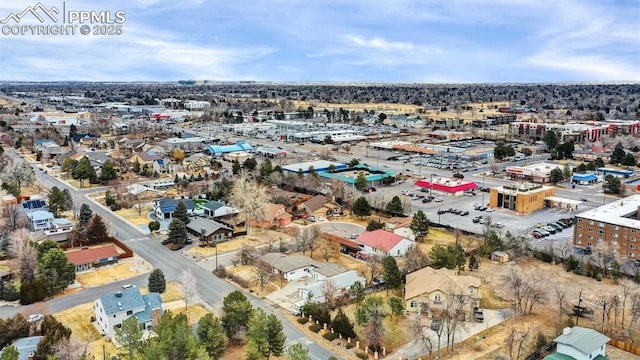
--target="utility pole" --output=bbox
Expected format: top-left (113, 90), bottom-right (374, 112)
top-left (576, 291), bottom-right (583, 326)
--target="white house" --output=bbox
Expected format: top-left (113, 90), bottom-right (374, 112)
top-left (260, 253), bottom-right (317, 281)
top-left (355, 229), bottom-right (415, 257)
top-left (544, 326), bottom-right (610, 360)
top-left (298, 269), bottom-right (366, 303)
top-left (202, 200), bottom-right (239, 219)
top-left (93, 286), bottom-right (162, 338)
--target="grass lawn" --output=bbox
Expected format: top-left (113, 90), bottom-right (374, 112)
top-left (54, 302), bottom-right (118, 359)
top-left (75, 260), bottom-right (149, 287)
top-left (140, 281), bottom-right (184, 303)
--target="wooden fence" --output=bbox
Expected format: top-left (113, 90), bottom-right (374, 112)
top-left (609, 339), bottom-right (640, 356)
top-left (111, 237), bottom-right (134, 259)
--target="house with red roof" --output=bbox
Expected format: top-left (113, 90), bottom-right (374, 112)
top-left (355, 229), bottom-right (414, 257)
top-left (65, 245), bottom-right (120, 272)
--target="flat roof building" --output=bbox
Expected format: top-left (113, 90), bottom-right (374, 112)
top-left (573, 195), bottom-right (640, 259)
top-left (506, 162), bottom-right (565, 184)
top-left (489, 183), bottom-right (555, 214)
top-left (415, 177), bottom-right (477, 196)
top-left (282, 161), bottom-right (347, 174)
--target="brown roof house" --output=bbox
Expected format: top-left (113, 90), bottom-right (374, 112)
top-left (254, 203), bottom-right (292, 227)
top-left (130, 151), bottom-right (162, 166)
top-left (65, 245), bottom-right (120, 272)
top-left (404, 266), bottom-right (481, 315)
top-left (301, 195), bottom-right (342, 218)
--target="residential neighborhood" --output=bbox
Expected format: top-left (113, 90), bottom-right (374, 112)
top-left (1, 81), bottom-right (640, 360)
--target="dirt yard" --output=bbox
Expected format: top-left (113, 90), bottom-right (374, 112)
top-left (115, 207), bottom-right (151, 226)
top-left (226, 265), bottom-right (281, 298)
top-left (186, 229), bottom-right (292, 258)
top-left (74, 256), bottom-right (151, 287)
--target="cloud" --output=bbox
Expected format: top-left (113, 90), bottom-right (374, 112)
top-left (344, 35), bottom-right (416, 52)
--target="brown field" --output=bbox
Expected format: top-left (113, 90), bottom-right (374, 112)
top-left (75, 259), bottom-right (148, 287)
top-left (115, 207), bottom-right (151, 226)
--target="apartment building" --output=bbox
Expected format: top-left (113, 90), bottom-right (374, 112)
top-left (573, 195), bottom-right (640, 259)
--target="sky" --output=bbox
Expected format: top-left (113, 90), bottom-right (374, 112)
top-left (0, 0), bottom-right (639, 83)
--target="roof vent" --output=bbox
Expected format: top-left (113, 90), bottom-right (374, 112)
top-left (115, 291), bottom-right (122, 297)
top-left (562, 327), bottom-right (571, 335)
top-left (117, 301), bottom-right (122, 307)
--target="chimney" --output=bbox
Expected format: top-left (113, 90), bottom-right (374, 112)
top-left (151, 308), bottom-right (161, 326)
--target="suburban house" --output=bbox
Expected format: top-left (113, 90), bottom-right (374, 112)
top-left (0, 336), bottom-right (43, 359)
top-left (186, 217), bottom-right (233, 243)
top-left (355, 229), bottom-right (414, 257)
top-left (182, 153), bottom-right (210, 171)
top-left (65, 245), bottom-right (120, 272)
top-left (404, 266), bottom-right (481, 315)
top-left (202, 200), bottom-right (239, 219)
top-left (260, 253), bottom-right (317, 281)
top-left (261, 253), bottom-right (366, 305)
top-left (130, 151), bottom-right (162, 166)
top-left (385, 216), bottom-right (416, 240)
top-left (25, 210), bottom-right (55, 231)
top-left (260, 203), bottom-right (292, 227)
top-left (152, 158), bottom-right (176, 175)
top-left (301, 195), bottom-right (342, 218)
top-left (153, 197), bottom-right (195, 219)
top-left (298, 268), bottom-right (366, 304)
top-left (543, 326), bottom-right (610, 360)
top-left (94, 285), bottom-right (162, 338)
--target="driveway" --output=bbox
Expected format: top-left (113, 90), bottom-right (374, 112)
top-left (390, 308), bottom-right (513, 359)
top-left (316, 221), bottom-right (365, 238)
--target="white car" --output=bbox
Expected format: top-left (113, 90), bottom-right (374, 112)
top-left (434, 198), bottom-right (443, 202)
top-left (486, 208), bottom-right (494, 212)
top-left (28, 314), bottom-right (44, 323)
top-left (317, 216), bottom-right (325, 222)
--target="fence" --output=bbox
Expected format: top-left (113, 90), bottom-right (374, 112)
top-left (111, 237), bottom-right (134, 259)
top-left (609, 339), bottom-right (640, 356)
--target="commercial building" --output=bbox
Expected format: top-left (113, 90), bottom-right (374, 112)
top-left (597, 167), bottom-right (634, 179)
top-left (415, 177), bottom-right (478, 196)
top-left (489, 183), bottom-right (555, 214)
top-left (506, 162), bottom-right (565, 184)
top-left (282, 160), bottom-right (347, 174)
top-left (573, 195), bottom-right (640, 259)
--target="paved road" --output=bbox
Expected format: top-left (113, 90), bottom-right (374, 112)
top-left (2, 150), bottom-right (339, 360)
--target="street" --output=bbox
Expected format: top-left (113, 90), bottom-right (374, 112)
top-left (2, 150), bottom-right (339, 360)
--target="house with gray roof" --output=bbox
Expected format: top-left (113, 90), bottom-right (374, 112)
top-left (94, 285), bottom-right (162, 338)
top-left (186, 217), bottom-right (233, 243)
top-left (0, 336), bottom-right (43, 360)
top-left (543, 326), bottom-right (609, 360)
top-left (203, 200), bottom-right (238, 219)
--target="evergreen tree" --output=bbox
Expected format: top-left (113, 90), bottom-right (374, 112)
top-left (246, 308), bottom-right (269, 359)
top-left (285, 343), bottom-right (311, 360)
top-left (72, 156), bottom-right (96, 187)
top-left (166, 219), bottom-right (188, 246)
top-left (382, 256), bottom-right (402, 294)
top-left (610, 143), bottom-right (625, 164)
top-left (35, 315), bottom-right (71, 359)
top-left (148, 268), bottom-right (166, 293)
top-left (388, 296), bottom-right (405, 319)
top-left (174, 200), bottom-right (190, 224)
top-left (259, 159), bottom-right (273, 180)
top-left (352, 196), bottom-right (372, 218)
top-left (410, 210), bottom-right (429, 239)
top-left (0, 345), bottom-right (19, 360)
top-left (330, 308), bottom-right (356, 339)
top-left (99, 160), bottom-right (118, 182)
top-left (78, 203), bottom-right (93, 227)
top-left (232, 160), bottom-right (241, 175)
top-left (86, 215), bottom-right (109, 244)
top-left (133, 158), bottom-right (141, 174)
top-left (47, 186), bottom-right (68, 217)
top-left (221, 290), bottom-right (253, 343)
top-left (197, 314), bottom-right (226, 360)
top-left (37, 247), bottom-right (76, 295)
top-left (621, 153), bottom-right (637, 166)
top-left (19, 279), bottom-right (47, 305)
top-left (114, 317), bottom-right (143, 359)
top-left (266, 313), bottom-right (286, 358)
top-left (385, 195), bottom-right (404, 216)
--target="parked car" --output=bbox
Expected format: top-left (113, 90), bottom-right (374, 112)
top-left (547, 223), bottom-right (563, 231)
top-left (460, 211), bottom-right (469, 216)
top-left (530, 231), bottom-right (543, 239)
top-left (434, 197), bottom-right (443, 202)
top-left (430, 318), bottom-right (442, 331)
top-left (307, 216), bottom-right (316, 222)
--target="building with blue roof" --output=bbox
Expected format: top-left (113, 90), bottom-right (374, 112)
top-left (317, 164), bottom-right (397, 187)
top-left (94, 285), bottom-right (163, 338)
top-left (153, 197), bottom-right (195, 219)
top-left (571, 172), bottom-right (600, 185)
top-left (597, 167), bottom-right (634, 178)
top-left (207, 142), bottom-right (252, 155)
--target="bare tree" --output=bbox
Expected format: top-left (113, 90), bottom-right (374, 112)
top-left (180, 269), bottom-right (197, 310)
top-left (443, 291), bottom-right (469, 352)
top-left (366, 254), bottom-right (383, 285)
top-left (252, 266), bottom-right (272, 291)
top-left (504, 325), bottom-right (532, 360)
top-left (410, 313), bottom-right (433, 359)
top-left (229, 172), bottom-right (269, 235)
top-left (235, 243), bottom-right (259, 265)
top-left (133, 201), bottom-right (149, 216)
top-left (313, 237), bottom-right (338, 262)
top-left (295, 225), bottom-right (320, 256)
top-left (2, 160), bottom-right (36, 193)
top-left (620, 279), bottom-right (635, 329)
top-left (503, 267), bottom-right (547, 316)
top-left (322, 278), bottom-right (341, 310)
top-left (553, 282), bottom-right (566, 331)
top-left (628, 292), bottom-right (640, 334)
top-left (2, 203), bottom-right (29, 232)
top-left (590, 242), bottom-right (616, 278)
top-left (404, 244), bottom-right (429, 273)
top-left (53, 337), bottom-right (87, 360)
top-left (8, 228), bottom-right (37, 281)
